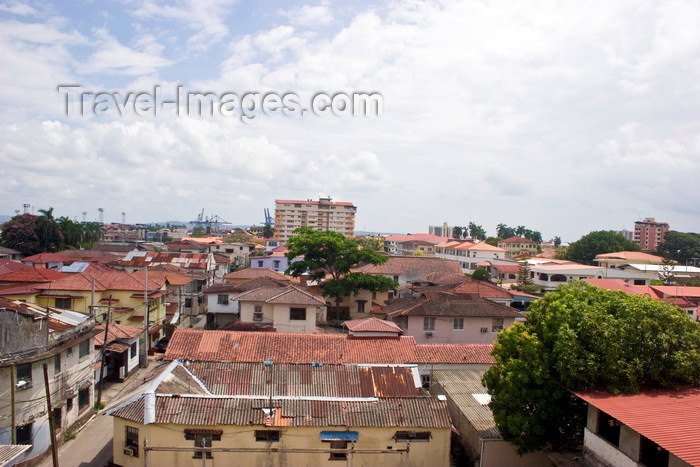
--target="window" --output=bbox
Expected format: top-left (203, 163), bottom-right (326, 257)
top-left (125, 426), bottom-right (139, 457)
top-left (357, 300), bottom-right (366, 313)
top-left (597, 411), bottom-right (620, 447)
top-left (130, 343), bottom-right (137, 358)
top-left (423, 317), bottom-right (435, 331)
top-left (257, 260), bottom-right (263, 267)
top-left (185, 298), bottom-right (192, 308)
top-left (217, 294), bottom-right (229, 305)
top-left (78, 387), bottom-right (89, 411)
top-left (66, 397), bottom-right (73, 412)
top-left (78, 340), bottom-right (90, 359)
top-left (453, 318), bottom-right (464, 330)
top-left (185, 429), bottom-right (221, 459)
top-left (329, 440), bottom-right (347, 460)
top-left (640, 435), bottom-right (669, 467)
top-left (255, 430), bottom-right (280, 442)
top-left (394, 431), bottom-right (431, 442)
top-left (290, 308), bottom-right (306, 320)
top-left (254, 305), bottom-right (263, 321)
top-left (53, 407), bottom-right (62, 430)
top-left (54, 354), bottom-right (61, 374)
top-left (273, 260), bottom-right (280, 270)
top-left (492, 318), bottom-right (504, 332)
top-left (54, 297), bottom-right (71, 309)
top-left (16, 363), bottom-right (32, 389)
top-left (16, 422), bottom-right (32, 446)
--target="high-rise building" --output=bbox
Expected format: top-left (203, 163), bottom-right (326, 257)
top-left (428, 222), bottom-right (451, 237)
top-left (634, 217), bottom-right (669, 252)
top-left (274, 197), bottom-right (357, 241)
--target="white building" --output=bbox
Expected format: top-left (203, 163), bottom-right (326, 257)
top-left (274, 197), bottom-right (357, 241)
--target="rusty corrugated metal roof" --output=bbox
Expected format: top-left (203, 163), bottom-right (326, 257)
top-left (179, 362), bottom-right (422, 398)
top-left (575, 387), bottom-right (700, 467)
top-left (111, 395), bottom-right (451, 428)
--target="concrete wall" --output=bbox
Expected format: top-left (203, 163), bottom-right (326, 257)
top-left (113, 419), bottom-right (450, 467)
top-left (0, 309), bottom-right (47, 354)
top-left (407, 315), bottom-right (515, 344)
top-left (583, 428), bottom-right (639, 467)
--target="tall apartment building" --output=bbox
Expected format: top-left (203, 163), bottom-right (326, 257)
top-left (274, 197), bottom-right (357, 241)
top-left (429, 222), bottom-right (451, 237)
top-left (634, 217), bottom-right (669, 252)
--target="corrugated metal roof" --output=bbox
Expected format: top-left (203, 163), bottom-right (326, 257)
top-left (575, 387), bottom-right (700, 467)
top-left (431, 369), bottom-right (500, 439)
top-left (0, 444), bottom-right (31, 464)
top-left (180, 362), bottom-right (422, 398)
top-left (112, 395), bottom-right (451, 428)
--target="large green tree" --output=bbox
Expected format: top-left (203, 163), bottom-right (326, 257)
top-left (566, 230), bottom-right (640, 264)
top-left (657, 231), bottom-right (700, 264)
top-left (483, 282), bottom-right (700, 454)
top-left (285, 227), bottom-right (397, 320)
top-left (468, 222), bottom-right (487, 241)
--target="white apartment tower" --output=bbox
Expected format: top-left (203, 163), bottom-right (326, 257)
top-left (274, 197), bottom-right (357, 241)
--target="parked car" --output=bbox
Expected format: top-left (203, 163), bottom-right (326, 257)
top-left (154, 338), bottom-right (169, 353)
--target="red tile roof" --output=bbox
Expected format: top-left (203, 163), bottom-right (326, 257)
top-left (383, 292), bottom-right (523, 319)
top-left (594, 251), bottom-right (664, 263)
top-left (95, 323), bottom-right (143, 346)
top-left (22, 252), bottom-right (76, 263)
top-left (344, 317), bottom-right (402, 333)
top-left (415, 344), bottom-right (495, 364)
top-left (224, 268), bottom-right (294, 282)
top-left (276, 199), bottom-right (355, 207)
top-left (0, 260), bottom-right (32, 275)
top-left (575, 387), bottom-right (700, 466)
top-left (0, 268), bottom-right (68, 284)
top-left (499, 236), bottom-right (537, 244)
top-left (384, 233), bottom-right (452, 243)
top-left (164, 329), bottom-right (494, 365)
top-left (447, 280), bottom-right (515, 300)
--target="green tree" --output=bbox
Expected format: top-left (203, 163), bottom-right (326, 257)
top-left (285, 227), bottom-right (397, 320)
top-left (484, 237), bottom-right (501, 247)
top-left (483, 282), bottom-right (700, 454)
top-left (471, 268), bottom-right (491, 281)
top-left (566, 230), bottom-right (640, 264)
top-left (657, 231), bottom-right (700, 264)
top-left (191, 227), bottom-right (205, 238)
top-left (262, 223), bottom-right (275, 239)
top-left (468, 222), bottom-right (487, 241)
top-left (224, 230), bottom-right (253, 243)
top-left (0, 214), bottom-right (42, 255)
top-left (554, 246), bottom-right (568, 260)
top-left (525, 230), bottom-right (543, 243)
top-left (553, 236), bottom-right (562, 248)
top-left (358, 235), bottom-right (385, 251)
top-left (452, 226), bottom-right (464, 239)
top-left (658, 257), bottom-right (677, 285)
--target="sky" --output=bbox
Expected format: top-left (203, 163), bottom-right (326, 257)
top-left (0, 0), bottom-right (698, 242)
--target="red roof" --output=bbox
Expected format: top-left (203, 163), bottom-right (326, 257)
top-left (0, 260), bottom-right (32, 275)
top-left (448, 280), bottom-right (515, 300)
top-left (0, 268), bottom-right (68, 283)
top-left (499, 236), bottom-right (537, 244)
top-left (95, 322), bottom-right (142, 346)
top-left (344, 317), bottom-right (402, 333)
top-left (164, 329), bottom-right (494, 365)
top-left (575, 387), bottom-right (700, 466)
top-left (583, 279), bottom-right (647, 295)
top-left (22, 252), bottom-right (76, 263)
top-left (650, 286), bottom-right (700, 299)
top-left (276, 199), bottom-right (355, 207)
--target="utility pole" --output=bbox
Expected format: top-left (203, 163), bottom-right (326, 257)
top-left (140, 267), bottom-right (149, 368)
top-left (43, 363), bottom-right (59, 467)
top-left (10, 363), bottom-right (16, 444)
top-left (97, 295), bottom-right (112, 406)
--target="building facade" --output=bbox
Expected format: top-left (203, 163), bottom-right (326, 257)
top-left (274, 197), bottom-right (356, 241)
top-left (634, 217), bottom-right (669, 252)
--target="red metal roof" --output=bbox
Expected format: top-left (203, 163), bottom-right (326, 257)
top-left (575, 387), bottom-right (700, 466)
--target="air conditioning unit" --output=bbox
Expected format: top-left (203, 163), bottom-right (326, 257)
top-left (123, 447), bottom-right (136, 456)
top-left (480, 327), bottom-right (488, 334)
top-left (424, 332), bottom-right (433, 338)
top-left (15, 380), bottom-right (31, 390)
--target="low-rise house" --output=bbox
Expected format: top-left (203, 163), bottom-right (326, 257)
top-left (431, 369), bottom-right (551, 467)
top-left (497, 236), bottom-right (539, 258)
top-left (208, 242), bottom-right (257, 270)
top-left (0, 267), bottom-right (67, 290)
top-left (0, 298), bottom-right (99, 465)
top-left (576, 387), bottom-right (699, 467)
top-left (384, 291), bottom-right (523, 344)
top-left (384, 233), bottom-right (451, 256)
top-left (527, 260), bottom-right (653, 291)
top-left (435, 241), bottom-right (507, 274)
top-left (0, 259), bottom-right (32, 275)
top-left (110, 360), bottom-right (452, 467)
top-left (0, 247), bottom-right (22, 261)
top-left (94, 323), bottom-right (142, 383)
top-left (204, 277), bottom-right (289, 327)
top-left (21, 252), bottom-right (75, 270)
top-left (235, 285), bottom-right (327, 332)
top-left (224, 267), bottom-right (295, 284)
top-left (344, 317), bottom-right (402, 338)
top-left (593, 251), bottom-right (665, 267)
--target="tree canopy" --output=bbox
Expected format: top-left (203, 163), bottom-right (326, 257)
top-left (657, 231), bottom-right (700, 263)
top-left (565, 230), bottom-right (640, 264)
top-left (285, 227), bottom-right (397, 318)
top-left (1, 210), bottom-right (102, 255)
top-left (483, 282), bottom-right (700, 453)
top-left (471, 268), bottom-right (491, 281)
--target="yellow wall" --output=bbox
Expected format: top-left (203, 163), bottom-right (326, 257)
top-left (113, 418), bottom-right (450, 467)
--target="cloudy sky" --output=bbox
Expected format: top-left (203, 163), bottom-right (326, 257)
top-left (1, 0), bottom-right (698, 241)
